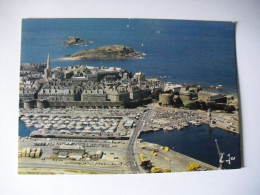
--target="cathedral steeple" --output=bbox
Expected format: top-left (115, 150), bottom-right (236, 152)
top-left (46, 53), bottom-right (50, 70)
top-left (44, 53), bottom-right (51, 79)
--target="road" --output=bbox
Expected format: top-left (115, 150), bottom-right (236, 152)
top-left (19, 162), bottom-right (124, 174)
top-left (125, 104), bottom-right (153, 174)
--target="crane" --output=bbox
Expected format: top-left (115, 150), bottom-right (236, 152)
top-left (215, 139), bottom-right (224, 169)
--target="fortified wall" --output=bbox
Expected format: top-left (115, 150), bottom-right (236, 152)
top-left (23, 100), bottom-right (49, 109)
top-left (22, 100), bottom-right (123, 109)
top-left (48, 101), bottom-right (123, 109)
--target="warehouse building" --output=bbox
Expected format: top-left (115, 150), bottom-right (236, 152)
top-left (52, 145), bottom-right (85, 159)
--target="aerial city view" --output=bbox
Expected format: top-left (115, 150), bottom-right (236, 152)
top-left (18, 18), bottom-right (241, 174)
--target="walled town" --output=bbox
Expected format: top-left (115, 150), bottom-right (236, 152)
top-left (18, 54), bottom-right (239, 174)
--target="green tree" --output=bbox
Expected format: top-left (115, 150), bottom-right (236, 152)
top-left (224, 105), bottom-right (236, 113)
top-left (174, 97), bottom-right (184, 108)
top-left (199, 101), bottom-right (208, 110)
top-left (152, 89), bottom-right (163, 100)
top-left (186, 101), bottom-right (200, 109)
top-left (122, 99), bottom-right (131, 108)
top-left (65, 72), bottom-right (74, 79)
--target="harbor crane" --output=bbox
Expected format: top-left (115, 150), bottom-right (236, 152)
top-left (215, 139), bottom-right (224, 169)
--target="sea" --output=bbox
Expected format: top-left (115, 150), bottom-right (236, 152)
top-left (21, 18), bottom-right (238, 95)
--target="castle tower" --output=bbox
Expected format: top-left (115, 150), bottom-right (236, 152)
top-left (44, 53), bottom-right (51, 78)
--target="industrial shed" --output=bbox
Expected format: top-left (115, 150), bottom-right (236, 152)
top-left (124, 120), bottom-right (134, 128)
top-left (52, 145), bottom-right (85, 159)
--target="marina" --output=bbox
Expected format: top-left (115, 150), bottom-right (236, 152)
top-left (142, 106), bottom-right (240, 134)
top-left (20, 114), bottom-right (121, 134)
top-left (19, 107), bottom-right (147, 139)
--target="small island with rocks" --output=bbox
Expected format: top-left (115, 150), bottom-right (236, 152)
top-left (63, 36), bottom-right (92, 46)
top-left (60, 45), bottom-right (145, 60)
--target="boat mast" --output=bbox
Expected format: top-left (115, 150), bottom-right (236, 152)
top-left (215, 139), bottom-right (224, 169)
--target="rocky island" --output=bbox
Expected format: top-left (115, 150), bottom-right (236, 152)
top-left (60, 45), bottom-right (144, 60)
top-left (64, 36), bottom-right (92, 46)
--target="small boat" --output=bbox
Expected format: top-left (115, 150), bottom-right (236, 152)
top-left (75, 126), bottom-right (83, 130)
top-left (195, 121), bottom-right (202, 126)
top-left (164, 126), bottom-right (172, 131)
top-left (26, 123), bottom-right (34, 128)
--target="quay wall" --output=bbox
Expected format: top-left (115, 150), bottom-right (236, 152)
top-left (139, 142), bottom-right (217, 170)
top-left (30, 134), bottom-right (129, 140)
top-left (21, 99), bottom-right (123, 109)
top-left (201, 120), bottom-right (239, 134)
top-left (139, 122), bottom-right (239, 135)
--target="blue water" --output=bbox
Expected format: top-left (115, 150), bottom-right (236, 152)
top-left (21, 18), bottom-right (238, 95)
top-left (19, 120), bottom-right (35, 137)
top-left (139, 125), bottom-right (241, 169)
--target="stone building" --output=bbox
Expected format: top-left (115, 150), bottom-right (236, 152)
top-left (21, 63), bottom-right (47, 73)
top-left (19, 79), bottom-right (39, 101)
top-left (97, 70), bottom-right (119, 81)
top-left (106, 86), bottom-right (130, 102)
top-left (19, 88), bottom-right (37, 101)
top-left (122, 72), bottom-right (129, 80)
top-left (127, 85), bottom-right (142, 100)
top-left (226, 95), bottom-right (235, 104)
top-left (198, 91), bottom-right (213, 102)
top-left (81, 88), bottom-right (107, 102)
top-left (51, 69), bottom-right (64, 80)
top-left (164, 83), bottom-right (182, 94)
top-left (38, 87), bottom-right (75, 101)
top-left (133, 72), bottom-right (145, 84)
top-left (159, 93), bottom-right (173, 106)
top-left (71, 75), bottom-right (91, 82)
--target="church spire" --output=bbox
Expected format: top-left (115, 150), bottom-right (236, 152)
top-left (47, 53), bottom-right (50, 70)
top-left (44, 53), bottom-right (51, 79)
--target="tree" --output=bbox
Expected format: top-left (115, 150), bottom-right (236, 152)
top-left (199, 101), bottom-right (208, 110)
top-left (174, 97), bottom-right (184, 108)
top-left (186, 101), bottom-right (200, 109)
top-left (207, 102), bottom-right (225, 110)
top-left (65, 72), bottom-right (74, 79)
top-left (122, 99), bottom-right (131, 108)
top-left (186, 101), bottom-right (207, 110)
top-left (224, 105), bottom-right (236, 113)
top-left (152, 89), bottom-right (163, 100)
